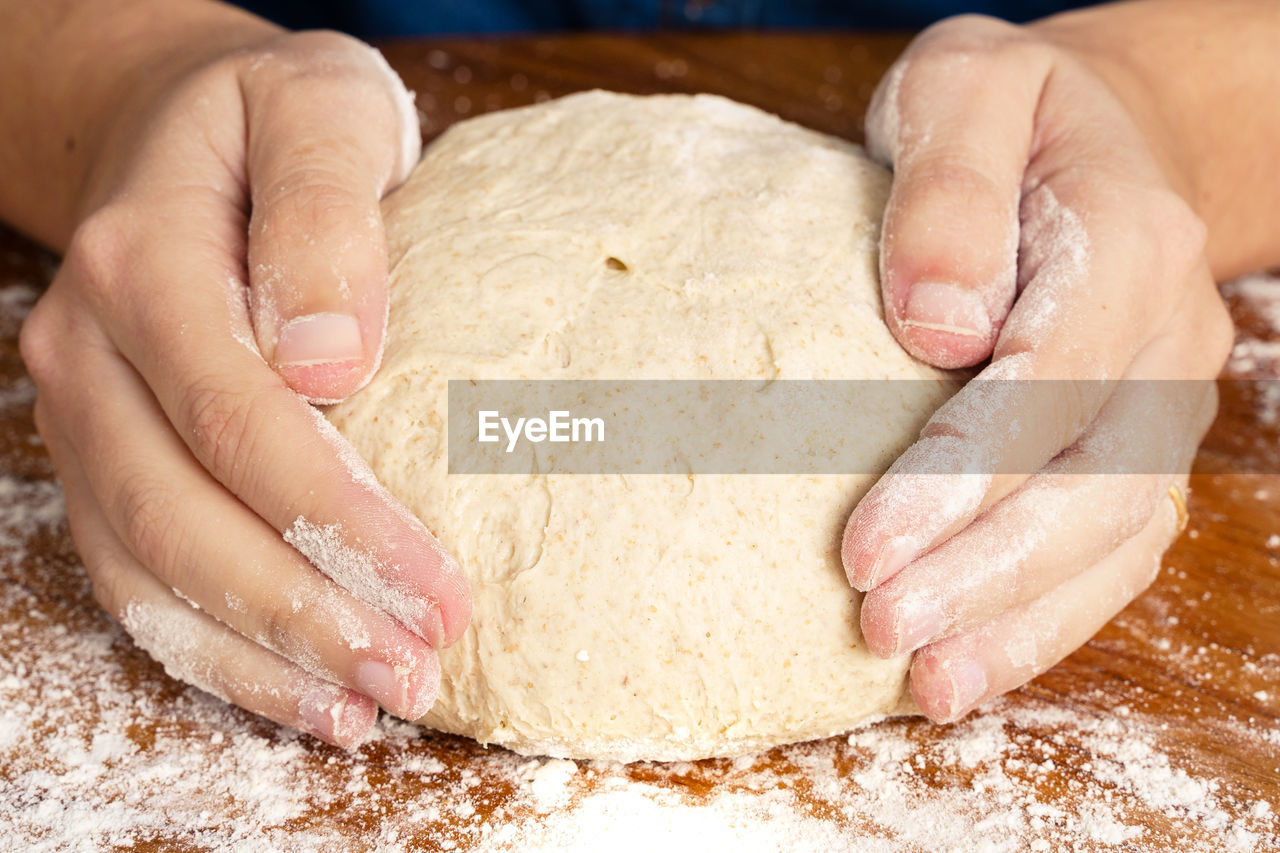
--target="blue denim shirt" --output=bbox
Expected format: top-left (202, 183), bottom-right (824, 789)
top-left (234, 1), bottom-right (1088, 38)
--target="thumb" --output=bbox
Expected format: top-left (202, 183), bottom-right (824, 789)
top-left (241, 32), bottom-right (421, 403)
top-left (866, 19), bottom-right (1046, 369)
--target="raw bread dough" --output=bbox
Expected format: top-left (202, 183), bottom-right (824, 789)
top-left (326, 91), bottom-right (959, 761)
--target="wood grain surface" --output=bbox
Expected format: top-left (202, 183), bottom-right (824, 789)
top-left (1, 32), bottom-right (1277, 852)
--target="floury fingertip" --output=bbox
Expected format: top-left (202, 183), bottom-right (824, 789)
top-left (300, 683), bottom-right (377, 747)
top-left (862, 534), bottom-right (918, 591)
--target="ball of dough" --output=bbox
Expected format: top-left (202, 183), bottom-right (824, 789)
top-left (327, 91), bottom-right (959, 761)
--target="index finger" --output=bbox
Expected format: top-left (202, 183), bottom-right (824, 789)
top-left (139, 210), bottom-right (467, 645)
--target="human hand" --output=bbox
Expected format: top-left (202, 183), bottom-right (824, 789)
top-left (843, 14), bottom-right (1233, 722)
top-left (19, 27), bottom-right (471, 747)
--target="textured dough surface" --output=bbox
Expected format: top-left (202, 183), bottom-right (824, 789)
top-left (327, 91), bottom-right (960, 761)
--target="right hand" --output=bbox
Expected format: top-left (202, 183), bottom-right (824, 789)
top-left (19, 28), bottom-right (471, 747)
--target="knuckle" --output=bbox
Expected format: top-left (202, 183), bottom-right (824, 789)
top-left (874, 16), bottom-right (1046, 166)
top-left (286, 29), bottom-right (368, 61)
top-left (179, 376), bottom-right (269, 490)
top-left (63, 207), bottom-right (132, 304)
top-left (927, 13), bottom-right (1021, 40)
top-left (163, 56), bottom-right (242, 115)
top-left (247, 30), bottom-right (378, 99)
top-left (258, 588), bottom-right (312, 653)
top-left (907, 157), bottom-right (1006, 205)
top-left (913, 14), bottom-right (1029, 71)
top-left (1190, 381), bottom-right (1220, 442)
top-left (1119, 189), bottom-right (1213, 319)
top-left (1052, 378), bottom-right (1110, 444)
top-left (257, 176), bottom-right (368, 235)
top-left (926, 13), bottom-right (1024, 52)
top-left (18, 299), bottom-right (64, 387)
top-left (118, 471), bottom-right (188, 578)
top-left (1141, 189), bottom-right (1208, 272)
top-left (1096, 185), bottom-right (1207, 275)
top-left (241, 34), bottom-right (405, 202)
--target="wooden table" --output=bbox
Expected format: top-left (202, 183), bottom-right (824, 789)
top-left (2, 33), bottom-right (1277, 852)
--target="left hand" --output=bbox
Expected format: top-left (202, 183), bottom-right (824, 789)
top-left (841, 14), bottom-right (1233, 722)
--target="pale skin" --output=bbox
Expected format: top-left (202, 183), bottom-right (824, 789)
top-left (0, 0), bottom-right (1276, 746)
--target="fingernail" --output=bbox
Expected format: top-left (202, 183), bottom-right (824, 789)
top-left (299, 684), bottom-right (345, 741)
top-left (423, 604), bottom-right (446, 649)
top-left (942, 658), bottom-right (988, 721)
top-left (902, 282), bottom-right (991, 339)
top-left (335, 695), bottom-right (379, 746)
top-left (862, 535), bottom-right (916, 590)
top-left (275, 312), bottom-right (363, 366)
top-left (893, 596), bottom-right (943, 655)
top-left (356, 660), bottom-right (434, 720)
top-left (301, 686), bottom-right (377, 747)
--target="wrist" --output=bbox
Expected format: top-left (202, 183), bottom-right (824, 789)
top-left (0, 0), bottom-right (281, 248)
top-left (72, 10), bottom-right (282, 226)
top-left (1032, 0), bottom-right (1280, 279)
top-left (1029, 7), bottom-right (1200, 211)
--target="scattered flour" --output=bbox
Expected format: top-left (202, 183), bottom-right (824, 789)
top-left (2, 470), bottom-right (1276, 851)
top-left (2, 245), bottom-right (1279, 851)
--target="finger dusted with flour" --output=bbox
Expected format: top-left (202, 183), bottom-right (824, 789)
top-left (866, 17), bottom-right (1042, 369)
top-left (42, 413), bottom-right (379, 748)
top-left (284, 514), bottom-right (462, 653)
top-left (242, 32), bottom-right (423, 404)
